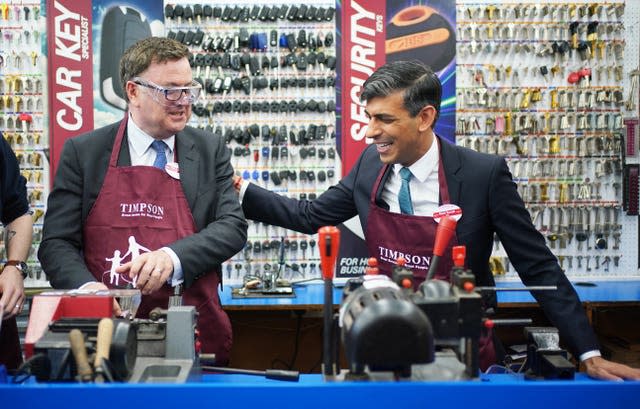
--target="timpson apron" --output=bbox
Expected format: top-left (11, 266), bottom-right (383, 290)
top-left (365, 147), bottom-right (496, 371)
top-left (82, 116), bottom-right (232, 365)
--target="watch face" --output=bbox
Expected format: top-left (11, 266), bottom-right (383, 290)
top-left (19, 262), bottom-right (30, 278)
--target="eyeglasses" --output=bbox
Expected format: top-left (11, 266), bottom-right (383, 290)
top-left (132, 77), bottom-right (201, 104)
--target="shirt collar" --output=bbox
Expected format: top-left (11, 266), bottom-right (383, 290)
top-left (127, 114), bottom-right (176, 157)
top-left (393, 136), bottom-right (439, 183)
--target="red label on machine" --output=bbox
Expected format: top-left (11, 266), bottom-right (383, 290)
top-left (433, 204), bottom-right (462, 222)
top-left (47, 0), bottom-right (94, 184)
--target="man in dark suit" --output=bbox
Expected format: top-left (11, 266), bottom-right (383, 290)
top-left (39, 37), bottom-right (247, 365)
top-left (235, 60), bottom-right (639, 379)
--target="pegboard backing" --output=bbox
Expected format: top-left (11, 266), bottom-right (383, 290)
top-left (456, 0), bottom-right (639, 281)
top-left (164, 0), bottom-right (340, 286)
top-left (623, 1), bottom-right (640, 120)
top-left (620, 0), bottom-right (639, 276)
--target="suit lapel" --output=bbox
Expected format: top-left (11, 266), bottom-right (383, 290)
top-left (176, 131), bottom-right (198, 207)
top-left (115, 132), bottom-right (131, 166)
top-left (438, 136), bottom-right (462, 205)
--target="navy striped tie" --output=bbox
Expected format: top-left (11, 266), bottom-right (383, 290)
top-left (151, 140), bottom-right (167, 170)
top-left (398, 167), bottom-right (414, 215)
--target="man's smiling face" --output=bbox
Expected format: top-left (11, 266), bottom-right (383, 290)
top-left (364, 91), bottom-right (435, 167)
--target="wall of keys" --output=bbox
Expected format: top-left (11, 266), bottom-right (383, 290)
top-left (0, 1), bottom-right (49, 287)
top-left (163, 1), bottom-right (338, 286)
top-left (456, 0), bottom-right (640, 280)
top-left (2, 0), bottom-right (639, 289)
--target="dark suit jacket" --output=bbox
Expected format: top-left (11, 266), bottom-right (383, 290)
top-left (242, 137), bottom-right (599, 357)
top-left (39, 122), bottom-right (247, 289)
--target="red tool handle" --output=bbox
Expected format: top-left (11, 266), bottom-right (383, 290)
top-left (426, 216), bottom-right (458, 281)
top-left (433, 216), bottom-right (458, 257)
top-left (318, 226), bottom-right (340, 280)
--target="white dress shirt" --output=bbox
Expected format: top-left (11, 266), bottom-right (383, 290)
top-left (126, 117), bottom-right (175, 166)
top-left (381, 138), bottom-right (440, 216)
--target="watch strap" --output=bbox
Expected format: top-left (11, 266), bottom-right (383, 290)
top-left (3, 260), bottom-right (28, 279)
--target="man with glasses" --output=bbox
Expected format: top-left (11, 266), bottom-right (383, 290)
top-left (39, 37), bottom-right (247, 365)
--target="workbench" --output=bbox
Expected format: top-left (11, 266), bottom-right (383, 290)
top-left (222, 280), bottom-right (640, 370)
top-left (1, 373), bottom-right (638, 409)
top-left (221, 280), bottom-right (640, 308)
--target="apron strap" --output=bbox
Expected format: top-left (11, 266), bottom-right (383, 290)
top-left (370, 164), bottom-right (390, 204)
top-left (109, 114), bottom-right (129, 168)
top-left (437, 141), bottom-right (451, 205)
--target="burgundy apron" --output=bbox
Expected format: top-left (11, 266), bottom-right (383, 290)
top-left (365, 147), bottom-right (496, 371)
top-left (82, 117), bottom-right (232, 365)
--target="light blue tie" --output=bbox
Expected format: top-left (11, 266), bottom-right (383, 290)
top-left (151, 140), bottom-right (167, 170)
top-left (398, 167), bottom-right (414, 215)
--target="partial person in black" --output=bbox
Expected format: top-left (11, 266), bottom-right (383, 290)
top-left (0, 134), bottom-right (34, 370)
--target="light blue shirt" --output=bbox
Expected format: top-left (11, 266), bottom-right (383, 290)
top-left (382, 137), bottom-right (440, 216)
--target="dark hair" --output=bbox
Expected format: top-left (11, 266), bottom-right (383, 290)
top-left (119, 37), bottom-right (190, 102)
top-left (360, 60), bottom-right (442, 123)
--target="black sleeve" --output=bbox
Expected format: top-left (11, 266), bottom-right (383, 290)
top-left (0, 134), bottom-right (30, 225)
top-left (38, 138), bottom-right (96, 288)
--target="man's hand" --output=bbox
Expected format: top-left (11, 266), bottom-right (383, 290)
top-left (232, 174), bottom-right (242, 193)
top-left (81, 282), bottom-right (122, 317)
top-left (116, 250), bottom-right (173, 295)
top-left (583, 356), bottom-right (640, 381)
top-left (0, 266), bottom-right (25, 319)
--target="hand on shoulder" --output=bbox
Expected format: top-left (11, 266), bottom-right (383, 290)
top-left (232, 175), bottom-right (243, 193)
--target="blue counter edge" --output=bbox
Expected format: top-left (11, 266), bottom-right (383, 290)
top-left (219, 280), bottom-right (640, 307)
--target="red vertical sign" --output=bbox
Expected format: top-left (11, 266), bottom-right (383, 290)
top-left (47, 0), bottom-right (94, 181)
top-left (340, 0), bottom-right (387, 176)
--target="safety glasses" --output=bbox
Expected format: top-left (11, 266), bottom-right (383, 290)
top-left (132, 77), bottom-right (201, 105)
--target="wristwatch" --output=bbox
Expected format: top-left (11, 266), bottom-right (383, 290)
top-left (2, 260), bottom-right (29, 279)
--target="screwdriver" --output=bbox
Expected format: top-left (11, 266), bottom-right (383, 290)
top-left (201, 366), bottom-right (299, 381)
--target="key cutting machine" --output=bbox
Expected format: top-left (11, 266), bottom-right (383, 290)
top-left (21, 289), bottom-right (201, 383)
top-left (319, 217), bottom-right (573, 381)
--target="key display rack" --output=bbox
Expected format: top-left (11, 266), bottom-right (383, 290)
top-left (456, 0), bottom-right (639, 280)
top-left (163, 0), bottom-right (338, 286)
top-left (0, 1), bottom-right (48, 287)
top-left (3, 0), bottom-right (639, 289)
